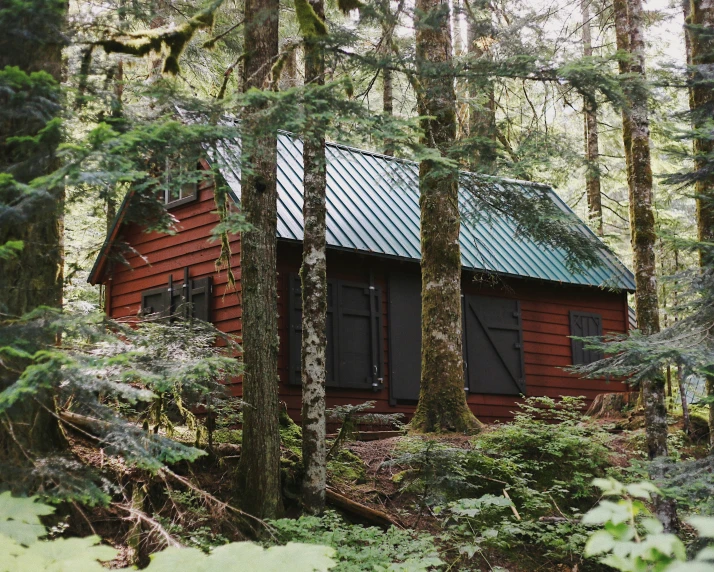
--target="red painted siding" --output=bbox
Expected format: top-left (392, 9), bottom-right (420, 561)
top-left (99, 182), bottom-right (628, 425)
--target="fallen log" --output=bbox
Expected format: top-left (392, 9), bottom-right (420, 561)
top-left (59, 410), bottom-right (242, 457)
top-left (326, 486), bottom-right (402, 529)
top-left (59, 410), bottom-right (109, 435)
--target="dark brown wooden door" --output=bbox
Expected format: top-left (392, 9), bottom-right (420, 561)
top-left (463, 295), bottom-right (525, 395)
top-left (289, 275), bottom-right (381, 389)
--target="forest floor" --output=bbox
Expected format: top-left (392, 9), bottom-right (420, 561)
top-left (60, 400), bottom-right (711, 571)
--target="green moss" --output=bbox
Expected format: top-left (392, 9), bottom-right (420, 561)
top-left (294, 0), bottom-right (327, 38)
top-left (99, 0), bottom-right (224, 75)
top-left (280, 410), bottom-right (303, 458)
top-left (328, 449), bottom-right (366, 484)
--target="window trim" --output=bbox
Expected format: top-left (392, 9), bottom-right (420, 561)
top-left (164, 183), bottom-right (198, 210)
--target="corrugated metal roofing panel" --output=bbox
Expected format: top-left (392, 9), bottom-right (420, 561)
top-left (216, 132), bottom-right (635, 291)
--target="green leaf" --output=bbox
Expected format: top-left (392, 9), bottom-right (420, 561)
top-left (605, 521), bottom-right (636, 541)
top-left (583, 500), bottom-right (631, 525)
top-left (0, 534), bottom-right (27, 572)
top-left (13, 535), bottom-right (117, 571)
top-left (689, 517), bottom-right (714, 539)
top-left (666, 564), bottom-right (714, 572)
top-left (144, 547), bottom-right (209, 572)
top-left (0, 492), bottom-right (54, 545)
top-left (584, 530), bottom-right (615, 556)
top-left (696, 547), bottom-right (714, 562)
top-left (209, 542), bottom-right (336, 571)
top-left (145, 542), bottom-right (336, 572)
top-left (625, 482), bottom-right (659, 500)
top-left (640, 517), bottom-right (664, 535)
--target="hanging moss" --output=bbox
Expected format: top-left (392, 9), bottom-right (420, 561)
top-left (213, 182), bottom-right (236, 289)
top-left (294, 0), bottom-right (327, 38)
top-left (97, 0), bottom-right (225, 75)
top-left (269, 43), bottom-right (299, 90)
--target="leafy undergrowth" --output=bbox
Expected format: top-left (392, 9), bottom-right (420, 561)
top-left (36, 396), bottom-right (712, 571)
top-left (333, 397), bottom-right (712, 571)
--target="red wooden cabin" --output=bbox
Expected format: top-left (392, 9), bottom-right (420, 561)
top-left (89, 134), bottom-right (634, 424)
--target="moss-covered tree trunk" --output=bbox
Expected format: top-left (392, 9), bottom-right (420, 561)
top-left (466, 0), bottom-right (496, 173)
top-left (624, 0), bottom-right (677, 532)
top-left (300, 0), bottom-right (328, 514)
top-left (688, 0), bottom-right (714, 448)
top-left (581, 0), bottom-right (603, 236)
top-left (0, 0), bottom-right (67, 481)
top-left (410, 0), bottom-right (481, 434)
top-left (234, 0), bottom-right (284, 519)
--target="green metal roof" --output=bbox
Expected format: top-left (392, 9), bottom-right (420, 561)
top-left (214, 133), bottom-right (635, 291)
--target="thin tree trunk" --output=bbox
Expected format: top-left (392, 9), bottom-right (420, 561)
top-left (300, 0), bottom-right (328, 513)
top-left (613, 0), bottom-right (634, 236)
top-left (234, 0), bottom-right (283, 519)
top-left (624, 0), bottom-right (677, 531)
top-left (453, 0), bottom-right (468, 140)
top-left (581, 0), bottom-right (603, 236)
top-left (677, 366), bottom-right (693, 435)
top-left (688, 0), bottom-right (714, 448)
top-left (382, 21), bottom-right (394, 156)
top-left (466, 0), bottom-right (496, 173)
top-left (411, 0), bottom-right (481, 433)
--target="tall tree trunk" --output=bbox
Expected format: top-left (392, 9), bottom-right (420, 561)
top-left (382, 28), bottom-right (394, 156)
top-left (581, 0), bottom-right (603, 236)
top-left (453, 0), bottom-right (468, 140)
top-left (688, 0), bottom-right (714, 448)
top-left (0, 0), bottom-right (67, 482)
top-left (466, 0), bottom-right (496, 173)
top-left (613, 0), bottom-right (634, 232)
top-left (623, 0), bottom-right (678, 531)
top-left (300, 0), bottom-right (328, 513)
top-left (410, 0), bottom-right (481, 433)
top-left (234, 0), bottom-right (283, 519)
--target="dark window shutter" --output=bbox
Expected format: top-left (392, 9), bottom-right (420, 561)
top-left (170, 276), bottom-right (212, 322)
top-left (189, 277), bottom-right (212, 322)
top-left (336, 281), bottom-right (382, 389)
top-left (570, 311), bottom-right (603, 365)
top-left (463, 295), bottom-right (525, 395)
top-left (288, 275), bottom-right (339, 387)
top-left (141, 287), bottom-right (170, 317)
top-left (142, 275), bottom-right (211, 322)
top-left (388, 271), bottom-right (422, 402)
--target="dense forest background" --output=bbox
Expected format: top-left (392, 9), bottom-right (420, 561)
top-left (2, 0), bottom-right (714, 568)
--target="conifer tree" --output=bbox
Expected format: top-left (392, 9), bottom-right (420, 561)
top-left (299, 0), bottom-right (328, 513)
top-left (620, 0), bottom-right (677, 531)
top-left (410, 0), bottom-right (481, 433)
top-left (234, 0), bottom-right (284, 518)
top-left (581, 0), bottom-right (603, 236)
top-left (466, 0), bottom-right (496, 173)
top-left (688, 0), bottom-right (714, 446)
top-left (0, 0), bottom-right (68, 469)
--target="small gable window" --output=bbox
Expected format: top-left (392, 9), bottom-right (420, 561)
top-left (141, 273), bottom-right (212, 323)
top-left (570, 311), bottom-right (603, 365)
top-left (162, 158), bottom-right (199, 208)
